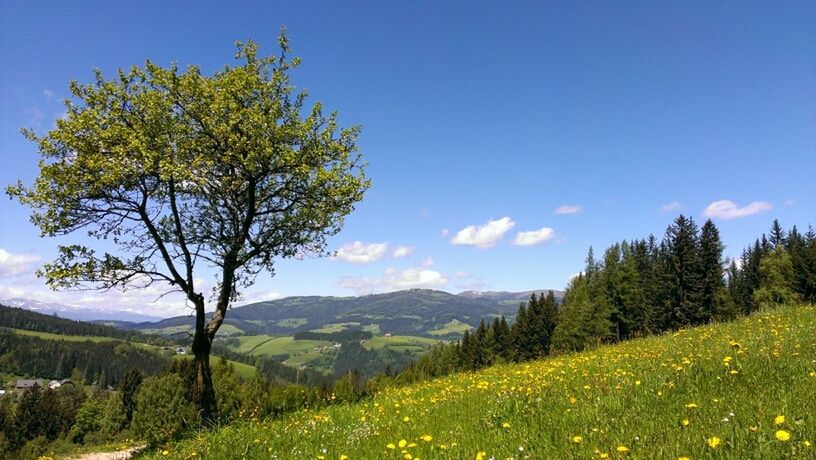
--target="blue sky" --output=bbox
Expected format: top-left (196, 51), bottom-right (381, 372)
top-left (1, 1), bottom-right (814, 317)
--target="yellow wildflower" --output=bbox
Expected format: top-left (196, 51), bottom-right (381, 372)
top-left (387, 443), bottom-right (396, 449)
top-left (502, 422), bottom-right (511, 429)
top-left (682, 419), bottom-right (690, 427)
top-left (774, 415), bottom-right (785, 425)
top-left (707, 437), bottom-right (721, 448)
top-left (572, 436), bottom-right (583, 444)
top-left (617, 445), bottom-right (629, 453)
top-left (775, 430), bottom-right (791, 442)
top-left (399, 439), bottom-right (407, 448)
top-left (421, 435), bottom-right (432, 442)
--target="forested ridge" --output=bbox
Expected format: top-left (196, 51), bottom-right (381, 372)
top-left (0, 304), bottom-right (175, 345)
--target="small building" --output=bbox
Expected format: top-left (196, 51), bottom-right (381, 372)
top-left (175, 347), bottom-right (187, 355)
top-left (49, 380), bottom-right (62, 389)
top-left (16, 379), bottom-right (44, 390)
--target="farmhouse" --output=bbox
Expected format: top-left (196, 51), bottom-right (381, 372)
top-left (15, 379), bottom-right (44, 390)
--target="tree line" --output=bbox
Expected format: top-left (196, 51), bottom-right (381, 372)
top-left (0, 305), bottom-right (177, 346)
top-left (396, 217), bottom-right (815, 381)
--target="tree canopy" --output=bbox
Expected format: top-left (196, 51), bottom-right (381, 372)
top-left (7, 31), bottom-right (370, 418)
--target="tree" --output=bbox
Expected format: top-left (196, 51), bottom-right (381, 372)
top-left (699, 220), bottom-right (727, 322)
top-left (7, 32), bottom-right (370, 420)
top-left (132, 374), bottom-right (197, 446)
top-left (657, 215), bottom-right (704, 329)
top-left (753, 246), bottom-right (799, 308)
top-left (118, 368), bottom-right (143, 426)
top-left (769, 219), bottom-right (786, 248)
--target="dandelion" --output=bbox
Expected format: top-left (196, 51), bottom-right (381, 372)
top-left (617, 445), bottom-right (630, 453)
top-left (403, 416), bottom-right (411, 422)
top-left (774, 415), bottom-right (785, 425)
top-left (685, 403), bottom-right (698, 409)
top-left (387, 443), bottom-right (396, 449)
top-left (682, 419), bottom-right (690, 427)
top-left (421, 435), bottom-right (432, 442)
top-left (803, 440), bottom-right (811, 447)
top-left (502, 422), bottom-right (511, 429)
top-left (678, 457), bottom-right (691, 460)
top-left (475, 452), bottom-right (487, 460)
top-left (775, 430), bottom-right (791, 442)
top-left (340, 456), bottom-right (349, 460)
top-left (399, 439), bottom-right (407, 448)
top-left (572, 436), bottom-right (583, 444)
top-left (707, 437), bottom-right (721, 448)
top-left (162, 451), bottom-right (169, 456)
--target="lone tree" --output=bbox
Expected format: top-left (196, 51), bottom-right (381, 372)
top-left (7, 32), bottom-right (370, 420)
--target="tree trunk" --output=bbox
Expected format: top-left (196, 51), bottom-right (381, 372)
top-left (192, 329), bottom-right (218, 422)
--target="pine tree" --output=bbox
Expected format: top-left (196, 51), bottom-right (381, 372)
top-left (699, 220), bottom-right (727, 322)
top-left (769, 219), bottom-right (786, 248)
top-left (658, 215), bottom-right (704, 329)
top-left (118, 368), bottom-right (144, 426)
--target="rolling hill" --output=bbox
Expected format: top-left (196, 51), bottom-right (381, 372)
top-left (127, 288), bottom-right (563, 338)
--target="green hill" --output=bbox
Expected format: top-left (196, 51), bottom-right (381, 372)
top-left (139, 305), bottom-right (815, 459)
top-left (126, 289), bottom-right (563, 338)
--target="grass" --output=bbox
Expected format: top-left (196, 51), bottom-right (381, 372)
top-left (234, 336), bottom-right (332, 357)
top-left (428, 319), bottom-right (473, 336)
top-left (173, 355), bottom-right (256, 380)
top-left (363, 335), bottom-right (437, 351)
top-left (139, 305), bottom-right (816, 459)
top-left (9, 328), bottom-right (121, 343)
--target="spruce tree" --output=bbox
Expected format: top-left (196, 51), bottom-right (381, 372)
top-left (659, 215), bottom-right (704, 328)
top-left (769, 219), bottom-right (786, 248)
top-left (699, 220), bottom-right (726, 322)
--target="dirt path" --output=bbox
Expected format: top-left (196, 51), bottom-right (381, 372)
top-left (67, 446), bottom-right (144, 460)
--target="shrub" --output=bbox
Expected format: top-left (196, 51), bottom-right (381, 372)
top-left (131, 374), bottom-right (197, 445)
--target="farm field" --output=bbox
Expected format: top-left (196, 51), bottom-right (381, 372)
top-left (363, 335), bottom-right (438, 353)
top-left (139, 305), bottom-right (816, 459)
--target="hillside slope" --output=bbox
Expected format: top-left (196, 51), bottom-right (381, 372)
top-left (128, 289), bottom-right (563, 337)
top-left (139, 305), bottom-right (815, 459)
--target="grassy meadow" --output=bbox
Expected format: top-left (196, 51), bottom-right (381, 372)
top-left (139, 305), bottom-right (815, 459)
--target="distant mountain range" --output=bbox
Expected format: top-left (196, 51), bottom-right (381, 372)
top-left (0, 298), bottom-right (163, 323)
top-left (122, 288), bottom-right (564, 338)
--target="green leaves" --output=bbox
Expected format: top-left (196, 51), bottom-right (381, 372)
top-left (8, 32), bottom-right (370, 320)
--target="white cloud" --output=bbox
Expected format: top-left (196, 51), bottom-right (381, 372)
top-left (555, 205), bottom-right (582, 215)
top-left (659, 201), bottom-right (682, 213)
top-left (392, 246), bottom-right (414, 258)
top-left (702, 200), bottom-right (773, 220)
top-left (513, 227), bottom-right (556, 246)
top-left (334, 241), bottom-right (388, 264)
top-left (450, 217), bottom-right (515, 249)
top-left (420, 257), bottom-right (434, 267)
top-left (337, 266), bottom-right (448, 295)
top-left (0, 249), bottom-right (41, 277)
top-left (441, 228), bottom-right (449, 237)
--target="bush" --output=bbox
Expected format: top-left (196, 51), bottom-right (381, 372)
top-left (67, 394), bottom-right (106, 444)
top-left (131, 374), bottom-right (197, 445)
